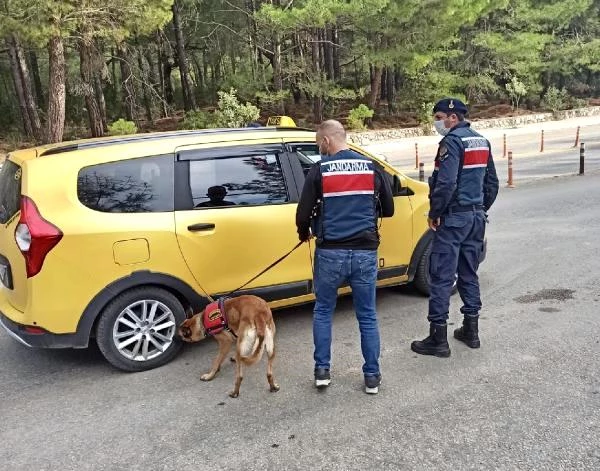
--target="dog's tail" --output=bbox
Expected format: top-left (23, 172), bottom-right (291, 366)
top-left (239, 318), bottom-right (267, 366)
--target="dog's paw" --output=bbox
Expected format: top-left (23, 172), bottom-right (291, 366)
top-left (228, 391), bottom-right (239, 398)
top-left (200, 373), bottom-right (214, 381)
top-left (270, 383), bottom-right (280, 393)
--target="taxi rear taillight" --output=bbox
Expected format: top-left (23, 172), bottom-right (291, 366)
top-left (15, 196), bottom-right (63, 278)
top-left (24, 326), bottom-right (46, 335)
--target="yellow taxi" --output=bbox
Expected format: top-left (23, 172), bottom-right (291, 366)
top-left (0, 118), bottom-right (433, 371)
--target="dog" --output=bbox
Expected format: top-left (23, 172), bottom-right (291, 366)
top-left (178, 295), bottom-right (279, 398)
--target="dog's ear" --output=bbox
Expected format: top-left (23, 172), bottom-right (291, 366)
top-left (177, 321), bottom-right (191, 339)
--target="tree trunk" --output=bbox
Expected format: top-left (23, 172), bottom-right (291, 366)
top-left (394, 66), bottom-right (402, 92)
top-left (192, 54), bottom-right (204, 101)
top-left (94, 74), bottom-right (107, 131)
top-left (203, 53), bottom-right (209, 91)
top-left (324, 27), bottom-right (335, 80)
top-left (7, 35), bottom-right (43, 141)
top-left (145, 46), bottom-right (160, 93)
top-left (15, 39), bottom-right (43, 141)
top-left (272, 33), bottom-right (285, 114)
top-left (172, 0), bottom-right (196, 111)
top-left (386, 67), bottom-right (395, 114)
top-left (6, 37), bottom-right (32, 136)
top-left (156, 32), bottom-right (173, 114)
top-left (214, 57), bottom-right (222, 84)
top-left (368, 65), bottom-right (383, 111)
top-left (117, 43), bottom-right (137, 123)
top-left (312, 28), bottom-right (323, 123)
top-left (292, 83), bottom-right (302, 104)
top-left (138, 47), bottom-right (153, 124)
top-left (163, 60), bottom-right (174, 107)
top-left (79, 39), bottom-right (104, 138)
top-left (230, 46), bottom-right (236, 76)
top-left (46, 35), bottom-right (66, 143)
top-left (246, 0), bottom-right (259, 80)
top-left (380, 67), bottom-right (387, 101)
top-left (332, 26), bottom-right (340, 81)
top-left (319, 29), bottom-right (327, 78)
top-left (28, 50), bottom-right (45, 110)
top-left (105, 48), bottom-right (118, 114)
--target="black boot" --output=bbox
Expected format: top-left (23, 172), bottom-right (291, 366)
top-left (454, 316), bottom-right (480, 348)
top-left (411, 323), bottom-right (451, 357)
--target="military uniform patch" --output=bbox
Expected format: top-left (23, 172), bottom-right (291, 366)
top-left (438, 144), bottom-right (449, 162)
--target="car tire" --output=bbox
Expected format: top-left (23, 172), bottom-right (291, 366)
top-left (96, 287), bottom-right (186, 372)
top-left (413, 242), bottom-right (458, 297)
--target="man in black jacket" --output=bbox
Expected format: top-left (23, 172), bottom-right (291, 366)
top-left (296, 120), bottom-right (394, 394)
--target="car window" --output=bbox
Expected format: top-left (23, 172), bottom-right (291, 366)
top-left (0, 160), bottom-right (22, 224)
top-left (288, 142), bottom-right (406, 196)
top-left (289, 143), bottom-right (320, 176)
top-left (77, 155), bottom-right (174, 213)
top-left (188, 153), bottom-right (289, 209)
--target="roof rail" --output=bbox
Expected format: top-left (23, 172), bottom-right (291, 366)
top-left (38, 126), bottom-right (314, 157)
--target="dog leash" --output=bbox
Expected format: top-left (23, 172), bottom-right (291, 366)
top-left (205, 240), bottom-right (305, 303)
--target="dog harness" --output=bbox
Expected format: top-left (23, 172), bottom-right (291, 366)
top-left (202, 297), bottom-right (234, 337)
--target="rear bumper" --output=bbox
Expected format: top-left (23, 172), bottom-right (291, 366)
top-left (0, 312), bottom-right (87, 349)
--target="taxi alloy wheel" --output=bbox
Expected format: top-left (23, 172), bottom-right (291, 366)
top-left (96, 287), bottom-right (186, 372)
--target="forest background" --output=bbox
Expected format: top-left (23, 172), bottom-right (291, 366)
top-left (0, 0), bottom-right (599, 150)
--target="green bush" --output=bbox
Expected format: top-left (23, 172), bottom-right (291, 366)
top-left (506, 76), bottom-right (527, 113)
top-left (569, 97), bottom-right (588, 109)
top-left (417, 101), bottom-right (435, 125)
top-left (347, 104), bottom-right (374, 131)
top-left (107, 119), bottom-right (137, 136)
top-left (213, 88), bottom-right (260, 128)
top-left (180, 89), bottom-right (261, 130)
top-left (255, 90), bottom-right (290, 107)
top-left (416, 102), bottom-right (436, 135)
top-left (541, 86), bottom-right (569, 113)
top-left (180, 110), bottom-right (215, 130)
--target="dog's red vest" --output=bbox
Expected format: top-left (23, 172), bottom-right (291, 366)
top-left (202, 298), bottom-right (228, 336)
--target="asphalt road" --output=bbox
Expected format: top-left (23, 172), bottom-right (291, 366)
top-left (1, 172), bottom-right (600, 469)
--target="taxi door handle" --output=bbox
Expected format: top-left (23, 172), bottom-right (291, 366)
top-left (187, 223), bottom-right (215, 232)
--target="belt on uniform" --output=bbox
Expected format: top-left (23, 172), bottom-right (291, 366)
top-left (447, 204), bottom-right (484, 213)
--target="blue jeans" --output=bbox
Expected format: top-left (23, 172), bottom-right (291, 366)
top-left (313, 248), bottom-right (380, 376)
top-left (428, 209), bottom-right (486, 324)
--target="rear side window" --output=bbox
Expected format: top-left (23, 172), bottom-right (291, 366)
top-left (0, 160), bottom-right (22, 224)
top-left (77, 155), bottom-right (174, 213)
top-left (290, 143), bottom-right (320, 177)
top-left (187, 154), bottom-right (289, 209)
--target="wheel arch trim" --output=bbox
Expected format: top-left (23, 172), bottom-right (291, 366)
top-left (407, 229), bottom-right (434, 282)
top-left (74, 271), bottom-right (208, 348)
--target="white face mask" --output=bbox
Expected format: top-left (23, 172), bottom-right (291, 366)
top-left (434, 119), bottom-right (449, 136)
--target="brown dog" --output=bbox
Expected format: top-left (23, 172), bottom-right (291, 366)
top-left (178, 295), bottom-right (279, 398)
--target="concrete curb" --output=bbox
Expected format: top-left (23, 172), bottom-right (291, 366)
top-left (348, 106), bottom-right (600, 146)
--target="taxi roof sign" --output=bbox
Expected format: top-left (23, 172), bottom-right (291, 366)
top-left (266, 116), bottom-right (296, 127)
